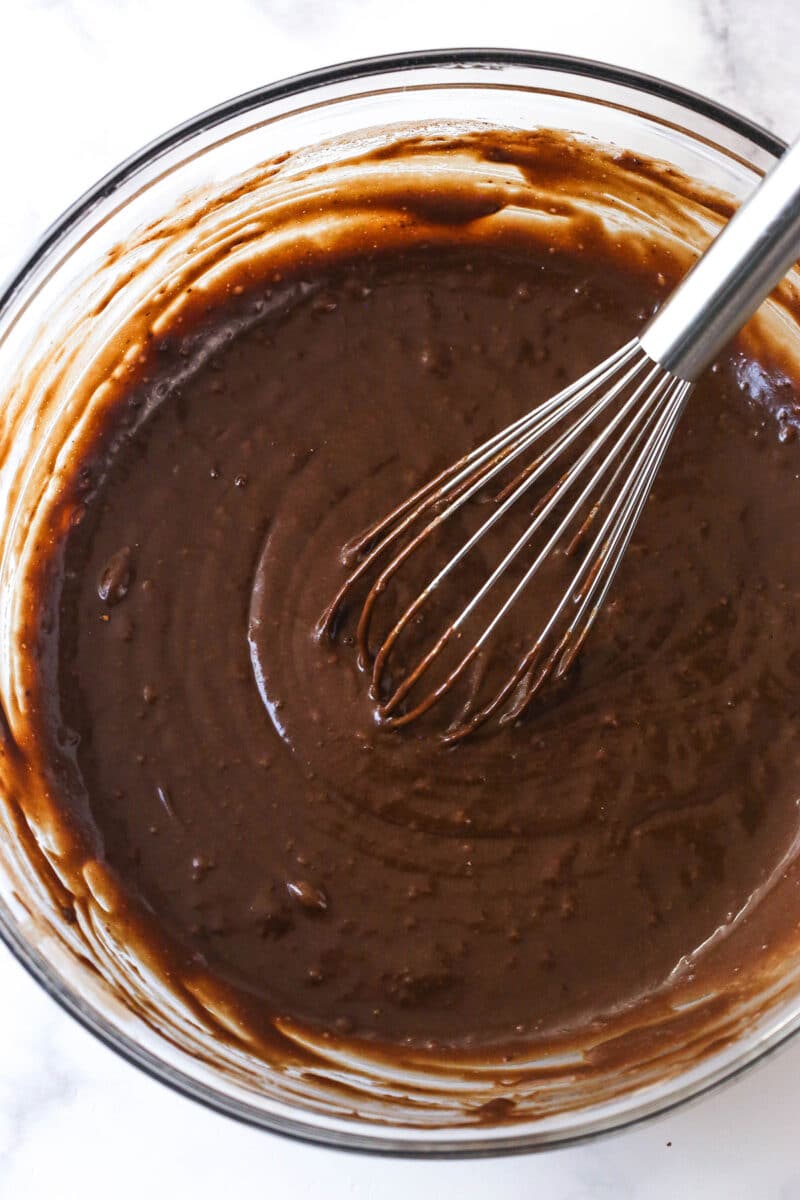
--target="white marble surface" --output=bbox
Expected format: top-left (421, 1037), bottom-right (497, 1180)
top-left (2, 0), bottom-right (800, 1195)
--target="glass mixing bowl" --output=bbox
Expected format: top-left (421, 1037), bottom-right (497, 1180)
top-left (0, 49), bottom-right (797, 1155)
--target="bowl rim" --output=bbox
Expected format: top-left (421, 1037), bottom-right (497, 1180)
top-left (0, 46), bottom-right (792, 1157)
top-left (0, 47), bottom-right (787, 324)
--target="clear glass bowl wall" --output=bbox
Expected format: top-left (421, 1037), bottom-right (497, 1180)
top-left (0, 51), bottom-right (796, 1154)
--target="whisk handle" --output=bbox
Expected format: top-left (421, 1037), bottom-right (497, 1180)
top-left (640, 136), bottom-right (800, 381)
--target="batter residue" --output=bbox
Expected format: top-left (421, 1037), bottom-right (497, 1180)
top-left (17, 130), bottom-right (800, 1072)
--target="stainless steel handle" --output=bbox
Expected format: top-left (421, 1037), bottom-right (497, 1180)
top-left (640, 137), bottom-right (800, 381)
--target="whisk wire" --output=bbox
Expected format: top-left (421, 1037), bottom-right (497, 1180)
top-left (432, 376), bottom-right (691, 741)
top-left (318, 340), bottom-right (641, 642)
top-left (375, 353), bottom-right (671, 724)
top-left (322, 342), bottom-right (691, 738)
top-left (504, 377), bottom-right (692, 726)
top-left (365, 346), bottom-right (651, 684)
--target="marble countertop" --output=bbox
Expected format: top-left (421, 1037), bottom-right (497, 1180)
top-left (2, 1), bottom-right (800, 1195)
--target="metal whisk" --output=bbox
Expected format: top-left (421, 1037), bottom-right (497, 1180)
top-left (320, 136), bottom-right (800, 741)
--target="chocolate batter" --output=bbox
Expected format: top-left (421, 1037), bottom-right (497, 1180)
top-left (19, 131), bottom-right (800, 1068)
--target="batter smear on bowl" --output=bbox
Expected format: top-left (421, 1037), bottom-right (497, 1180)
top-left (12, 130), bottom-right (800, 1101)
